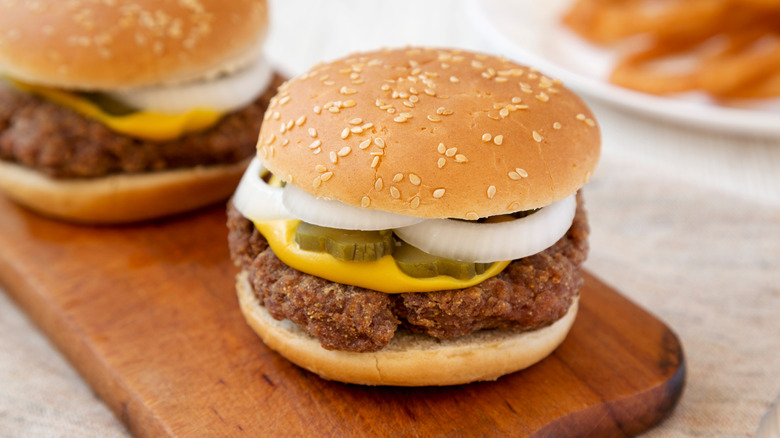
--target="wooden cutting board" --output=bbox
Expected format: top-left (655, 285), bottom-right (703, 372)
top-left (0, 195), bottom-right (685, 437)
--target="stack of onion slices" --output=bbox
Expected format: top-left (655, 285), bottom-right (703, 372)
top-left (233, 158), bottom-right (576, 270)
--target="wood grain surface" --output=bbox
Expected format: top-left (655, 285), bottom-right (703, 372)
top-left (0, 195), bottom-right (685, 437)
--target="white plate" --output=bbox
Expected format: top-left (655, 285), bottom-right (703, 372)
top-left (466, 0), bottom-right (780, 138)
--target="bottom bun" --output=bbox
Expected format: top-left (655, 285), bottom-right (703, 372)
top-left (236, 271), bottom-right (579, 386)
top-left (0, 159), bottom-right (250, 224)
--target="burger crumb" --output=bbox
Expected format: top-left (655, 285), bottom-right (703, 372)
top-left (226, 194), bottom-right (589, 352)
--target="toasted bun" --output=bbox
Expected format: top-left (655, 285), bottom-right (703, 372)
top-left (0, 0), bottom-right (268, 90)
top-left (258, 47), bottom-right (600, 219)
top-left (236, 271), bottom-right (578, 386)
top-left (0, 159), bottom-right (250, 224)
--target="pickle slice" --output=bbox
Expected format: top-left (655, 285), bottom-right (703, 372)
top-left (393, 241), bottom-right (493, 280)
top-left (294, 222), bottom-right (394, 262)
top-left (78, 92), bottom-right (138, 116)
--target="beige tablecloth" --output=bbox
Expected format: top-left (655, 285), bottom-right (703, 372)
top-left (1, 1), bottom-right (779, 436)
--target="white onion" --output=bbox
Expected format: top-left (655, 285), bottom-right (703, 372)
top-left (282, 184), bottom-right (425, 231)
top-left (232, 158), bottom-right (293, 221)
top-left (393, 195), bottom-right (577, 263)
top-left (109, 55), bottom-right (273, 114)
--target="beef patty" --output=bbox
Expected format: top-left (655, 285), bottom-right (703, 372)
top-left (227, 194), bottom-right (589, 352)
top-left (0, 74), bottom-right (285, 178)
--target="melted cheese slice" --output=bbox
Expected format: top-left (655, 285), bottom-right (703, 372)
top-left (11, 81), bottom-right (222, 141)
top-left (253, 219), bottom-right (512, 294)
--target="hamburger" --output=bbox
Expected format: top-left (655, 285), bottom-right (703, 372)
top-left (0, 0), bottom-right (282, 223)
top-left (227, 47), bottom-right (600, 386)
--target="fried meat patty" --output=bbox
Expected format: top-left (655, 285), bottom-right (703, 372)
top-left (0, 74), bottom-right (284, 178)
top-left (227, 194), bottom-right (589, 352)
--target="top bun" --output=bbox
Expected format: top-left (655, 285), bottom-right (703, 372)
top-left (258, 48), bottom-right (600, 219)
top-left (0, 0), bottom-right (268, 90)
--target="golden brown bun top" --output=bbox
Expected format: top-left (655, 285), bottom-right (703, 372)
top-left (259, 48), bottom-right (601, 219)
top-left (0, 0), bottom-right (268, 90)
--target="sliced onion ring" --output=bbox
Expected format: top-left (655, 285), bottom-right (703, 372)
top-left (109, 55), bottom-right (273, 114)
top-left (232, 158), bottom-right (292, 221)
top-left (393, 195), bottom-right (577, 263)
top-left (282, 184), bottom-right (424, 231)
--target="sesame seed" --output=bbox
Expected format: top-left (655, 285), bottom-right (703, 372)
top-left (487, 185), bottom-right (497, 199)
top-left (393, 173), bottom-right (403, 183)
top-left (437, 142), bottom-right (446, 154)
top-left (338, 147), bottom-right (352, 157)
top-left (409, 173), bottom-right (421, 185)
top-left (264, 134), bottom-right (276, 145)
top-left (508, 171), bottom-right (521, 180)
top-left (313, 148), bottom-right (322, 154)
top-left (296, 116), bottom-right (306, 126)
top-left (359, 139), bottom-right (371, 149)
top-left (466, 212), bottom-right (479, 220)
top-left (402, 101), bottom-right (415, 108)
top-left (511, 97), bottom-right (522, 103)
top-left (427, 115), bottom-right (441, 122)
top-left (536, 93), bottom-right (550, 102)
top-left (390, 187), bottom-right (401, 199)
top-left (409, 87), bottom-right (418, 95)
top-left (387, 108), bottom-right (396, 114)
top-left (495, 77), bottom-right (508, 82)
top-left (533, 131), bottom-right (543, 142)
top-left (315, 164), bottom-right (327, 173)
top-left (375, 178), bottom-right (384, 191)
top-left (362, 123), bottom-right (374, 130)
top-left (321, 172), bottom-right (333, 182)
top-left (424, 88), bottom-right (436, 96)
top-left (309, 140), bottom-right (322, 149)
top-left (400, 112), bottom-right (413, 118)
top-left (313, 106), bottom-right (322, 114)
top-left (393, 116), bottom-right (407, 123)
top-left (445, 147), bottom-right (457, 157)
top-left (553, 122), bottom-right (562, 130)
top-left (287, 120), bottom-right (294, 131)
top-left (493, 135), bottom-right (504, 145)
top-left (482, 133), bottom-right (492, 142)
top-left (279, 96), bottom-right (291, 105)
top-left (454, 154), bottom-right (468, 163)
top-left (585, 118), bottom-right (596, 127)
top-left (328, 107), bottom-right (340, 113)
top-left (361, 196), bottom-right (371, 208)
top-left (450, 76), bottom-right (460, 83)
top-left (374, 138), bottom-right (386, 148)
top-left (500, 108), bottom-right (510, 118)
top-left (282, 139), bottom-right (289, 147)
top-left (437, 158), bottom-right (446, 168)
top-left (576, 113), bottom-right (586, 121)
top-left (349, 118), bottom-right (362, 125)
top-left (381, 84), bottom-right (391, 91)
top-left (350, 127), bottom-right (363, 134)
top-left (323, 80), bottom-right (336, 86)
top-left (517, 168), bottom-right (528, 177)
top-left (410, 197), bottom-right (421, 209)
top-left (432, 188), bottom-right (446, 199)
top-left (343, 100), bottom-right (357, 108)
top-left (312, 176), bottom-right (322, 189)
top-left (371, 156), bottom-right (380, 168)
top-left (436, 107), bottom-right (446, 115)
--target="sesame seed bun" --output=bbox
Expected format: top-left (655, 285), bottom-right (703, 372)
top-left (0, 158), bottom-right (250, 224)
top-left (258, 47), bottom-right (600, 219)
top-left (236, 271), bottom-right (578, 386)
top-left (0, 0), bottom-right (268, 90)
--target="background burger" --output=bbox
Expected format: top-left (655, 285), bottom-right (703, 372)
top-left (0, 0), bottom-right (281, 223)
top-left (228, 47), bottom-right (600, 386)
